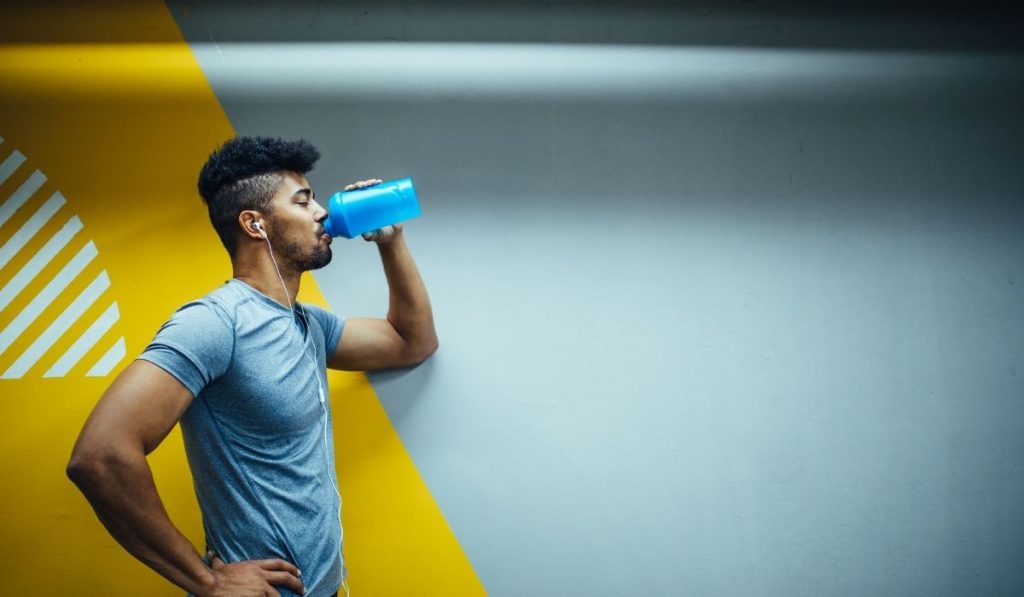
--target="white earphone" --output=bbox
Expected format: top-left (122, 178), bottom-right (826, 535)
top-left (260, 224), bottom-right (347, 591)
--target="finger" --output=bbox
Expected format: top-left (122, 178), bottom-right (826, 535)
top-left (363, 225), bottom-right (395, 242)
top-left (265, 570), bottom-right (306, 594)
top-left (257, 558), bottom-right (302, 578)
top-left (345, 178), bottom-right (383, 191)
top-left (210, 555), bottom-right (225, 569)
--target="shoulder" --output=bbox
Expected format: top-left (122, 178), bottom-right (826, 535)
top-left (169, 281), bottom-right (259, 324)
top-left (199, 280), bottom-right (253, 316)
top-left (152, 283), bottom-right (247, 343)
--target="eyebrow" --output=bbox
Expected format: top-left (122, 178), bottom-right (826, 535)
top-left (292, 188), bottom-right (314, 199)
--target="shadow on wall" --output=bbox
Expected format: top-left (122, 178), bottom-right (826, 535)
top-left (368, 357), bottom-right (438, 423)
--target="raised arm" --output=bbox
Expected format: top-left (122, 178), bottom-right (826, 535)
top-left (66, 360), bottom-right (304, 596)
top-left (329, 224), bottom-right (439, 371)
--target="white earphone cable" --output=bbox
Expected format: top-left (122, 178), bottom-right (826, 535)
top-left (263, 232), bottom-right (349, 597)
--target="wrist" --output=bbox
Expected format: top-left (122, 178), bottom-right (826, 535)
top-left (377, 228), bottom-right (406, 251)
top-left (192, 564), bottom-right (218, 597)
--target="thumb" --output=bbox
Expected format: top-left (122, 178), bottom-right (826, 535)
top-left (209, 553), bottom-right (225, 570)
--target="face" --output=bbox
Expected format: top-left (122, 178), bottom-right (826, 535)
top-left (265, 171), bottom-right (332, 272)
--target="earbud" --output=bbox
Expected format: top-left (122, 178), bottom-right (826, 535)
top-left (252, 221), bottom-right (264, 236)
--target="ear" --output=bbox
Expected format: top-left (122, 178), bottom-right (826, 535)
top-left (239, 210), bottom-right (266, 239)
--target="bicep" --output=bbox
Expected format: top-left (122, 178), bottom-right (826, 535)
top-left (74, 360), bottom-right (195, 457)
top-left (328, 317), bottom-right (413, 371)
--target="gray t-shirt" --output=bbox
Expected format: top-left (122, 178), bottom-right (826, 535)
top-left (139, 279), bottom-right (345, 597)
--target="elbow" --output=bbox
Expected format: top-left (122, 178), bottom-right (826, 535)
top-left (66, 443), bottom-right (121, 492)
top-left (408, 335), bottom-right (439, 366)
top-left (423, 335), bottom-right (439, 360)
top-left (66, 450), bottom-right (98, 490)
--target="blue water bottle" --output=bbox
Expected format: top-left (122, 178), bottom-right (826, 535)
top-left (322, 177), bottom-right (421, 239)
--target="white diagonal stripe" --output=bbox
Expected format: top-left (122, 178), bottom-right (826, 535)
top-left (0, 191), bottom-right (65, 270)
top-left (44, 301), bottom-right (120, 378)
top-left (2, 270), bottom-right (110, 378)
top-left (0, 169), bottom-right (46, 229)
top-left (87, 336), bottom-right (126, 377)
top-left (0, 216), bottom-right (83, 312)
top-left (0, 240), bottom-right (97, 356)
top-left (0, 150), bottom-right (26, 186)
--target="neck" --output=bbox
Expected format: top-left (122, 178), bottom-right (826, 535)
top-left (232, 244), bottom-right (301, 309)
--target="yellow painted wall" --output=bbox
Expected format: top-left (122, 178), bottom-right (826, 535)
top-left (0, 2), bottom-right (484, 594)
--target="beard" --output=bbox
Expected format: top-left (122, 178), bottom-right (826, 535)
top-left (278, 237), bottom-right (333, 272)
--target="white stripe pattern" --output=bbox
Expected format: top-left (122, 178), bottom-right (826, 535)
top-left (0, 142), bottom-right (126, 379)
top-left (0, 149), bottom-right (26, 186)
top-left (0, 169), bottom-right (46, 229)
top-left (44, 301), bottom-right (120, 378)
top-left (3, 271), bottom-right (110, 378)
top-left (87, 337), bottom-right (126, 377)
top-left (0, 241), bottom-right (97, 356)
top-left (0, 216), bottom-right (83, 312)
top-left (0, 191), bottom-right (65, 270)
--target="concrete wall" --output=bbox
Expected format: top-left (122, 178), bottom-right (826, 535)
top-left (32, 1), bottom-right (1023, 594)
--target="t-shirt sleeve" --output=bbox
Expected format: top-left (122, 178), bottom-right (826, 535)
top-left (301, 303), bottom-right (345, 355)
top-left (137, 300), bottom-right (234, 398)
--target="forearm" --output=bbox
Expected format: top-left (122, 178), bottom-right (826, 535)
top-left (377, 230), bottom-right (438, 356)
top-left (68, 449), bottom-right (215, 595)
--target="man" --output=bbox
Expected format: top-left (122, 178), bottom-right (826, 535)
top-left (66, 136), bottom-right (438, 597)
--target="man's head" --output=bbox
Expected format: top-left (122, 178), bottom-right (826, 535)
top-left (198, 136), bottom-right (323, 259)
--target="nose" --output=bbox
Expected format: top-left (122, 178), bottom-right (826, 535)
top-left (313, 199), bottom-right (328, 222)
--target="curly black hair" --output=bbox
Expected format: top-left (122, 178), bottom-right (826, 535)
top-left (197, 136), bottom-right (321, 255)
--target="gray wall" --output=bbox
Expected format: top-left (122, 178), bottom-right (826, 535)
top-left (169, 2), bottom-right (1024, 595)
